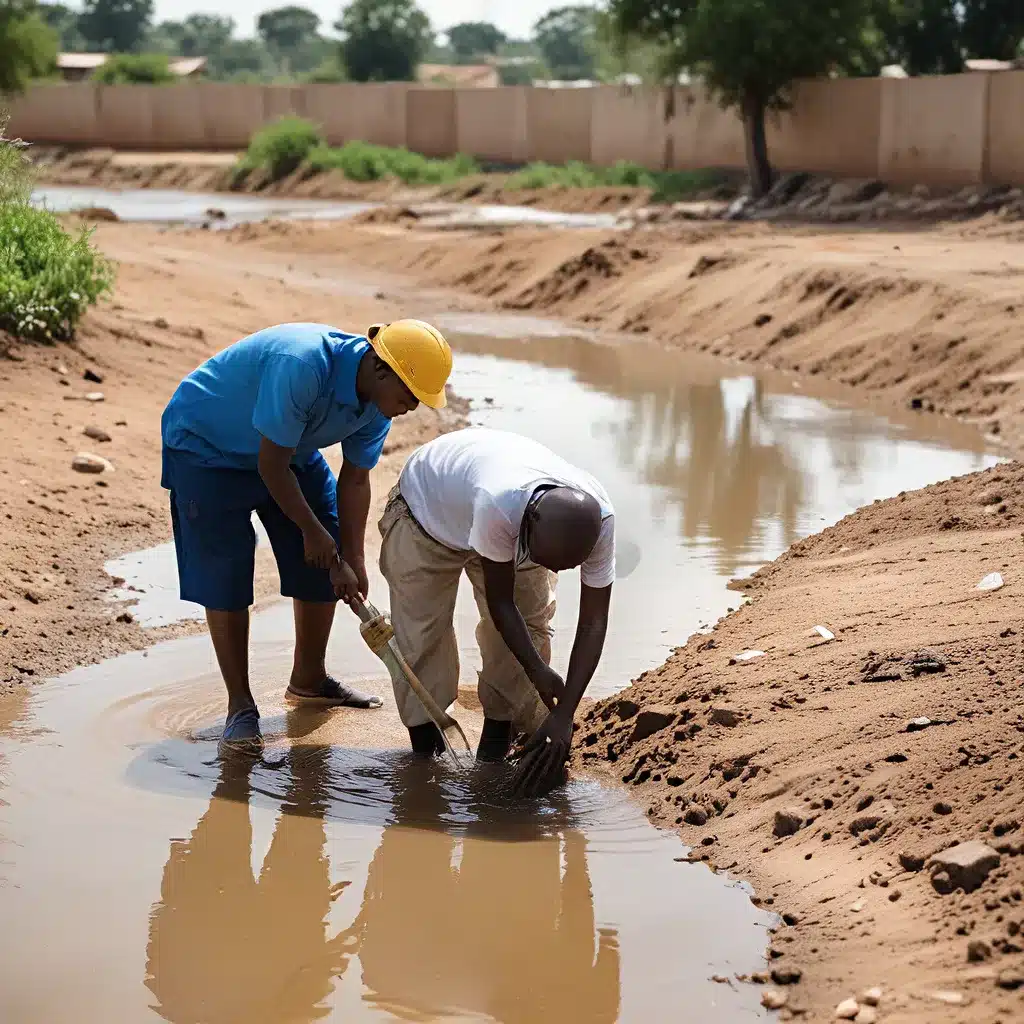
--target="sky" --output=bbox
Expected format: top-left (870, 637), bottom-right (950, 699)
top-left (151, 0), bottom-right (592, 40)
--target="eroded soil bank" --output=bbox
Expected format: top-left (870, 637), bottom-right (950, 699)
top-left (1, 210), bottom-right (1022, 1021)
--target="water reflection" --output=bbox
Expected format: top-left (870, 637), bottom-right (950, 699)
top-left (145, 711), bottom-right (620, 1024)
top-left (449, 333), bottom-right (996, 578)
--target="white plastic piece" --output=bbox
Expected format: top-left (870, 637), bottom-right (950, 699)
top-left (977, 572), bottom-right (1004, 592)
top-left (813, 625), bottom-right (836, 641)
top-left (734, 650), bottom-right (765, 662)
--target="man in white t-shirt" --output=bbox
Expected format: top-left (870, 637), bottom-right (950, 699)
top-left (373, 427), bottom-right (615, 784)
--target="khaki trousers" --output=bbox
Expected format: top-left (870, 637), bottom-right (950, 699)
top-left (377, 488), bottom-right (554, 732)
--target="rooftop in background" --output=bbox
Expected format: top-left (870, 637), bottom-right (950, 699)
top-left (417, 64), bottom-right (500, 89)
top-left (964, 58), bottom-right (1024, 72)
top-left (57, 53), bottom-right (208, 82)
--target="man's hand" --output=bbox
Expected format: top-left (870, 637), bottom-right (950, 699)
top-left (529, 664), bottom-right (566, 712)
top-left (330, 558), bottom-right (368, 607)
top-left (510, 709), bottom-right (573, 798)
top-left (303, 522), bottom-right (339, 569)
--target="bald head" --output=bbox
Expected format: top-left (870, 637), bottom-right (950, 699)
top-left (526, 486), bottom-right (603, 572)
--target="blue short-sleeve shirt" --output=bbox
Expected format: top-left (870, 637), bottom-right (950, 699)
top-left (161, 323), bottom-right (391, 472)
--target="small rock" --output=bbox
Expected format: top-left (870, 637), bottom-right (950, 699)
top-left (931, 869), bottom-right (954, 894)
top-left (631, 705), bottom-right (676, 742)
top-left (204, 208), bottom-right (226, 220)
top-left (860, 988), bottom-right (882, 1006)
top-left (933, 801), bottom-right (953, 815)
top-left (928, 990), bottom-right (965, 1005)
top-left (614, 698), bottom-right (640, 721)
top-left (854, 1009), bottom-right (877, 1024)
top-left (751, 971), bottom-right (770, 984)
top-left (754, 313), bottom-right (773, 327)
top-left (116, 611), bottom-right (134, 624)
top-left (977, 572), bottom-right (1004, 592)
top-left (76, 206), bottom-right (118, 222)
top-left (850, 898), bottom-right (866, 913)
top-left (996, 968), bottom-right (1024, 990)
top-left (771, 967), bottom-right (802, 985)
top-left (929, 841), bottom-right (1000, 894)
top-left (906, 716), bottom-right (940, 732)
top-left (83, 368), bottom-right (103, 384)
top-left (153, 317), bottom-right (169, 329)
top-left (71, 452), bottom-right (113, 474)
top-left (711, 974), bottom-right (729, 984)
top-left (967, 940), bottom-right (991, 963)
top-left (710, 706), bottom-right (742, 727)
top-left (782, 912), bottom-right (800, 926)
top-left (978, 489), bottom-right (1003, 506)
top-left (761, 988), bottom-right (788, 1010)
top-left (84, 392), bottom-right (105, 403)
top-left (774, 808), bottom-right (804, 838)
top-left (684, 806), bottom-right (708, 827)
top-left (887, 889), bottom-right (902, 902)
top-left (83, 425), bottom-right (111, 443)
top-left (730, 649), bottom-right (765, 664)
top-left (835, 998), bottom-right (859, 1019)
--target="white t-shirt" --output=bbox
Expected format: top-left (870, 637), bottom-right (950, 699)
top-left (399, 428), bottom-right (616, 588)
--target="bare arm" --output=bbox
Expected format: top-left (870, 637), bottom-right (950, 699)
top-left (561, 582), bottom-right (612, 716)
top-left (257, 436), bottom-right (328, 537)
top-left (336, 459), bottom-right (370, 569)
top-left (481, 558), bottom-right (564, 709)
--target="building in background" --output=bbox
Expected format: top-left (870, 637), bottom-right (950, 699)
top-left (57, 54), bottom-right (207, 82)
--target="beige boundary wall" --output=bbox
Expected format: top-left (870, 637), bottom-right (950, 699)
top-left (6, 74), bottom-right (1023, 188)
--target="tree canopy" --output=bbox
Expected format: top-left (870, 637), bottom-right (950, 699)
top-left (533, 5), bottom-right (598, 80)
top-left (0, 2), bottom-right (58, 92)
top-left (336, 0), bottom-right (431, 82)
top-left (78, 0), bottom-right (153, 53)
top-left (447, 21), bottom-right (506, 63)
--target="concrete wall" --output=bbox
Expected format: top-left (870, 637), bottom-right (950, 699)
top-left (7, 75), bottom-right (1024, 189)
top-left (526, 86), bottom-right (593, 164)
top-left (768, 77), bottom-right (883, 178)
top-left (406, 88), bottom-right (457, 158)
top-left (590, 86), bottom-right (668, 169)
top-left (878, 73), bottom-right (988, 185)
top-left (986, 70), bottom-right (1024, 187)
top-left (455, 87), bottom-right (529, 164)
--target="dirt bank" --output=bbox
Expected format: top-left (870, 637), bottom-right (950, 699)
top-left (0, 221), bottom-right (463, 689)
top-left (573, 462), bottom-right (1024, 1022)
top-left (226, 215), bottom-right (1024, 453)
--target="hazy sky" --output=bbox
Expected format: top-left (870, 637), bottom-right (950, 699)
top-left (152, 1), bottom-right (593, 40)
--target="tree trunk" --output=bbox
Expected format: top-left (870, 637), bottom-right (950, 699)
top-left (741, 92), bottom-right (772, 199)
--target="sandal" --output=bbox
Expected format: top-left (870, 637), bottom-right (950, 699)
top-left (285, 676), bottom-right (383, 709)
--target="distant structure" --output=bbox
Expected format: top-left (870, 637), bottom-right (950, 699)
top-left (57, 53), bottom-right (207, 82)
top-left (417, 64), bottom-right (499, 88)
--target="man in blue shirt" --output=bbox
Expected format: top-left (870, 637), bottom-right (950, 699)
top-left (161, 319), bottom-right (453, 754)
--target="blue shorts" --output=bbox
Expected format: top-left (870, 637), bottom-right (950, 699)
top-left (162, 448), bottom-right (338, 611)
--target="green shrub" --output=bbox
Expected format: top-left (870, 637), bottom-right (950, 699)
top-left (506, 160), bottom-right (726, 201)
top-left (243, 116), bottom-right (325, 180)
top-left (92, 53), bottom-right (176, 85)
top-left (0, 123), bottom-right (114, 343)
top-left (306, 141), bottom-right (478, 185)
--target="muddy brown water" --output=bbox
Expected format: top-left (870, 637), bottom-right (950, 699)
top-left (1, 292), bottom-right (1003, 1019)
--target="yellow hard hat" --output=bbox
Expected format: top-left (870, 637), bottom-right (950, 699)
top-left (366, 319), bottom-right (453, 410)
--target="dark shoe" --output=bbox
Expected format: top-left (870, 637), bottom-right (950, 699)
top-left (219, 707), bottom-right (263, 756)
top-left (476, 718), bottom-right (513, 762)
top-left (408, 722), bottom-right (444, 758)
top-left (285, 676), bottom-right (383, 709)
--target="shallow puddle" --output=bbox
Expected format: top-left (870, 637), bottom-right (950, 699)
top-left (0, 641), bottom-right (773, 1022)
top-left (31, 186), bottom-right (621, 230)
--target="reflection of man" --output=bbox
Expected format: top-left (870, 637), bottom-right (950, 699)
top-left (347, 760), bottom-right (621, 1022)
top-left (377, 428), bottom-right (615, 772)
top-left (144, 719), bottom-right (354, 1023)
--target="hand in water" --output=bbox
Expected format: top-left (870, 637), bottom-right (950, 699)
top-left (510, 709), bottom-right (572, 799)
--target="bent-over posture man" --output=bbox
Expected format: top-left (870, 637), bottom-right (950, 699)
top-left (161, 320), bottom-right (453, 753)
top-left (375, 427), bottom-right (614, 776)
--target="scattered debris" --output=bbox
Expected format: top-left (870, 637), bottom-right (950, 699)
top-left (996, 968), bottom-right (1024, 991)
top-left (835, 997), bottom-right (859, 1019)
top-left (929, 841), bottom-right (1000, 894)
top-left (85, 392), bottom-right (105, 402)
top-left (850, 898), bottom-right (866, 913)
top-left (710, 706), bottom-right (743, 727)
top-left (83, 368), bottom-right (103, 384)
top-left (771, 966), bottom-right (803, 985)
top-left (83, 425), bottom-right (111, 443)
top-left (813, 624), bottom-right (836, 642)
top-left (761, 988), bottom-right (788, 1010)
top-left (71, 452), bottom-right (113, 474)
top-left (906, 716), bottom-right (952, 732)
top-left (774, 808), bottom-right (804, 838)
top-left (854, 1008), bottom-right (877, 1024)
top-left (730, 649), bottom-right (765, 664)
top-left (967, 940), bottom-right (991, 962)
top-left (976, 572), bottom-right (1004, 592)
top-left (928, 990), bottom-right (965, 1006)
top-left (860, 988), bottom-right (882, 1007)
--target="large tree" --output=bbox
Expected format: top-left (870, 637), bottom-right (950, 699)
top-left (38, 1), bottom-right (85, 50)
top-left (0, 2), bottom-right (57, 92)
top-left (961, 0), bottom-right (1024, 60)
top-left (447, 20), bottom-right (505, 63)
top-left (533, 6), bottom-right (597, 80)
top-left (257, 5), bottom-right (320, 56)
top-left (609, 0), bottom-right (874, 197)
top-left (336, 0), bottom-right (431, 82)
top-left (78, 0), bottom-right (154, 53)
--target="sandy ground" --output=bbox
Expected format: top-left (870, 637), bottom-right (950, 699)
top-left (3, 210), bottom-right (1024, 1021)
top-left (0, 221), bottom-right (464, 689)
